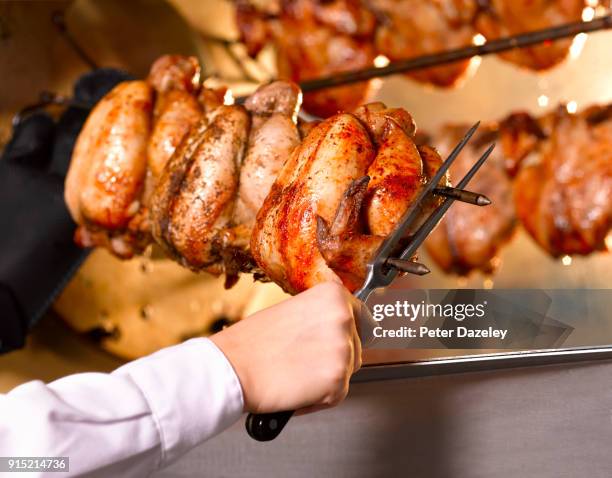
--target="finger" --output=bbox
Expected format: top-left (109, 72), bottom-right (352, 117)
top-left (352, 321), bottom-right (362, 373)
top-left (350, 295), bottom-right (377, 347)
top-left (348, 306), bottom-right (362, 373)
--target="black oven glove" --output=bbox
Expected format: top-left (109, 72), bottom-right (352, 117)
top-left (0, 68), bottom-right (132, 354)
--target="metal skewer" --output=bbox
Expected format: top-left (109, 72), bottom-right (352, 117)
top-left (299, 15), bottom-right (612, 92)
top-left (51, 10), bottom-right (99, 70)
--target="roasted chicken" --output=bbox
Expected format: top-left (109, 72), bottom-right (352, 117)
top-left (508, 105), bottom-right (612, 257)
top-left (65, 79), bottom-right (154, 258)
top-left (425, 125), bottom-right (517, 275)
top-left (150, 80), bottom-right (302, 286)
top-left (236, 0), bottom-right (378, 117)
top-left (251, 102), bottom-right (449, 294)
top-left (147, 55), bottom-right (203, 181)
top-left (66, 54), bottom-right (451, 291)
top-left (475, 0), bottom-right (587, 71)
top-left (371, 0), bottom-right (479, 87)
top-left (65, 55), bottom-right (210, 259)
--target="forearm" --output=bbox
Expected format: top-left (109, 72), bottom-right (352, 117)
top-left (0, 338), bottom-right (244, 477)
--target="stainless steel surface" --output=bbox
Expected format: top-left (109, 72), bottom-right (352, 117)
top-left (157, 358), bottom-right (612, 478)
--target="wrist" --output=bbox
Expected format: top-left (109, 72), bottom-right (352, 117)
top-left (210, 327), bottom-right (253, 412)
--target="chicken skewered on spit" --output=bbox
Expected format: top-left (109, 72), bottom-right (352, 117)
top-left (150, 80), bottom-right (302, 286)
top-left (475, 0), bottom-right (588, 71)
top-left (370, 0), bottom-right (480, 87)
top-left (66, 55), bottom-right (451, 291)
top-left (503, 104), bottom-right (612, 257)
top-left (424, 124), bottom-right (517, 275)
top-left (236, 0), bottom-right (378, 117)
top-left (235, 0), bottom-right (595, 110)
top-left (425, 101), bottom-right (611, 274)
top-left (252, 102), bottom-right (449, 293)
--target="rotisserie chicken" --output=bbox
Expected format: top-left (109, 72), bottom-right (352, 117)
top-left (475, 0), bottom-right (587, 71)
top-left (236, 0), bottom-right (378, 117)
top-left (507, 105), bottom-right (612, 257)
top-left (150, 80), bottom-right (302, 286)
top-left (424, 124), bottom-right (517, 275)
top-left (65, 55), bottom-right (216, 259)
top-left (65, 55), bottom-right (451, 291)
top-left (371, 0), bottom-right (480, 87)
top-left (251, 102), bottom-right (450, 294)
top-left (64, 79), bottom-right (154, 258)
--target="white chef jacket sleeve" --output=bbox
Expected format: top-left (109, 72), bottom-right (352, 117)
top-left (0, 337), bottom-right (244, 477)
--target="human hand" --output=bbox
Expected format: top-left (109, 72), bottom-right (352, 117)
top-left (210, 282), bottom-right (365, 415)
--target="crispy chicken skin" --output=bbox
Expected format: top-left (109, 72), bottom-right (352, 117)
top-left (150, 81), bottom-right (301, 285)
top-left (147, 55), bottom-right (203, 180)
top-left (498, 112), bottom-right (550, 177)
top-left (237, 0), bottom-right (377, 117)
top-left (234, 81), bottom-right (302, 227)
top-left (65, 80), bottom-right (154, 258)
top-left (371, 0), bottom-right (479, 87)
top-left (251, 103), bottom-right (449, 294)
top-left (425, 125), bottom-right (517, 275)
top-left (512, 106), bottom-right (612, 256)
top-left (475, 0), bottom-right (586, 71)
top-left (150, 105), bottom-right (250, 271)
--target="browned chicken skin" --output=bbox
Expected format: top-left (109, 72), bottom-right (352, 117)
top-left (65, 55), bottom-right (207, 259)
top-left (150, 105), bottom-right (250, 271)
top-left (251, 103), bottom-right (448, 294)
top-left (425, 125), bottom-right (517, 275)
top-left (66, 55), bottom-right (456, 291)
top-left (65, 80), bottom-right (154, 258)
top-left (510, 105), bottom-right (612, 256)
top-left (371, 0), bottom-right (479, 87)
top-left (236, 0), bottom-right (378, 117)
top-left (147, 55), bottom-right (203, 180)
top-left (150, 81), bottom-right (302, 285)
top-left (475, 0), bottom-right (586, 71)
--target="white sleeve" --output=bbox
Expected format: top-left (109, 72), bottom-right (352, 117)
top-left (0, 338), bottom-right (244, 477)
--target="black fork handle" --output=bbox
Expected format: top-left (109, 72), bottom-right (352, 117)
top-left (245, 410), bottom-right (295, 441)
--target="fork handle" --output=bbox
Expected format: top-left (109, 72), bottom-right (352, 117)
top-left (245, 410), bottom-right (295, 441)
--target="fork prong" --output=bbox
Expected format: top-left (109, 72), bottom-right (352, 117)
top-left (434, 186), bottom-right (492, 206)
top-left (444, 121), bottom-right (480, 166)
top-left (396, 143), bottom-right (496, 262)
top-left (367, 122), bottom-right (481, 267)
